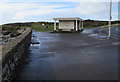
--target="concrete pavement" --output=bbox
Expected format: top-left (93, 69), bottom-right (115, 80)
top-left (13, 29), bottom-right (118, 80)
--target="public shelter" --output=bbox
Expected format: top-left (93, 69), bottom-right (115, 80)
top-left (53, 17), bottom-right (84, 32)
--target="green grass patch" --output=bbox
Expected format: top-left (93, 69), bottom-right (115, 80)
top-left (2, 23), bottom-right (54, 32)
top-left (111, 24), bottom-right (120, 27)
top-left (31, 23), bottom-right (54, 31)
top-left (83, 26), bottom-right (96, 29)
top-left (104, 24), bottom-right (120, 29)
top-left (2, 26), bottom-right (21, 32)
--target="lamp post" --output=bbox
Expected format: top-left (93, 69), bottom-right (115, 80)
top-left (108, 0), bottom-right (112, 38)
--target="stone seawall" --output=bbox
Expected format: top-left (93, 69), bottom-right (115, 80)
top-left (2, 28), bottom-right (32, 81)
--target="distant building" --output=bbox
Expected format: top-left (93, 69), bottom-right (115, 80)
top-left (42, 23), bottom-right (45, 26)
top-left (53, 17), bottom-right (84, 32)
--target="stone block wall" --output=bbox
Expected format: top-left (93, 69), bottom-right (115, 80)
top-left (2, 28), bottom-right (32, 81)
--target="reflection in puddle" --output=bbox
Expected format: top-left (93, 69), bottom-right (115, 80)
top-left (41, 37), bottom-right (50, 39)
top-left (82, 28), bottom-right (96, 34)
top-left (89, 33), bottom-right (108, 39)
top-left (82, 28), bottom-right (109, 39)
top-left (112, 42), bottom-right (120, 45)
top-left (38, 52), bottom-right (56, 58)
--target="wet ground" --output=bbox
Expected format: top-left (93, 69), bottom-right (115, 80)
top-left (95, 27), bottom-right (120, 39)
top-left (13, 28), bottom-right (118, 80)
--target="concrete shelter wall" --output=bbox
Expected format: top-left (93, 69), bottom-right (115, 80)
top-left (59, 20), bottom-right (74, 31)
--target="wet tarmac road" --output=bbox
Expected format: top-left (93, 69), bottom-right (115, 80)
top-left (96, 27), bottom-right (120, 39)
top-left (13, 29), bottom-right (118, 80)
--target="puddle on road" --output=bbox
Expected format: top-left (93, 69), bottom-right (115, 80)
top-left (30, 32), bottom-right (41, 49)
top-left (29, 51), bottom-right (56, 61)
top-left (38, 52), bottom-right (56, 58)
top-left (30, 33), bottom-right (57, 58)
top-left (82, 28), bottom-right (108, 40)
top-left (30, 44), bottom-right (40, 50)
top-left (40, 37), bottom-right (50, 39)
top-left (89, 34), bottom-right (108, 40)
top-left (82, 28), bottom-right (95, 34)
top-left (30, 39), bottom-right (41, 49)
top-left (112, 42), bottom-right (120, 45)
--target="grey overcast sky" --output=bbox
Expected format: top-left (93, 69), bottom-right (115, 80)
top-left (0, 0), bottom-right (119, 24)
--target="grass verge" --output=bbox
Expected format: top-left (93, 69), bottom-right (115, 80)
top-left (83, 26), bottom-right (96, 29)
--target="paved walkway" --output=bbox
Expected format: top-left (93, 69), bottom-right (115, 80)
top-left (13, 30), bottom-right (118, 80)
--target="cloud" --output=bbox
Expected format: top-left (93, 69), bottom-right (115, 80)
top-left (0, 2), bottom-right (118, 24)
top-left (0, 3), bottom-right (70, 24)
top-left (65, 0), bottom-right (119, 2)
top-left (0, 0), bottom-right (119, 2)
top-left (0, 0), bottom-right (9, 2)
top-left (75, 2), bottom-right (108, 19)
top-left (12, 3), bottom-right (68, 20)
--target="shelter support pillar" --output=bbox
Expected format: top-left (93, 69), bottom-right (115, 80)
top-left (82, 21), bottom-right (83, 29)
top-left (79, 21), bottom-right (81, 30)
top-left (54, 20), bottom-right (56, 31)
top-left (76, 20), bottom-right (77, 31)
